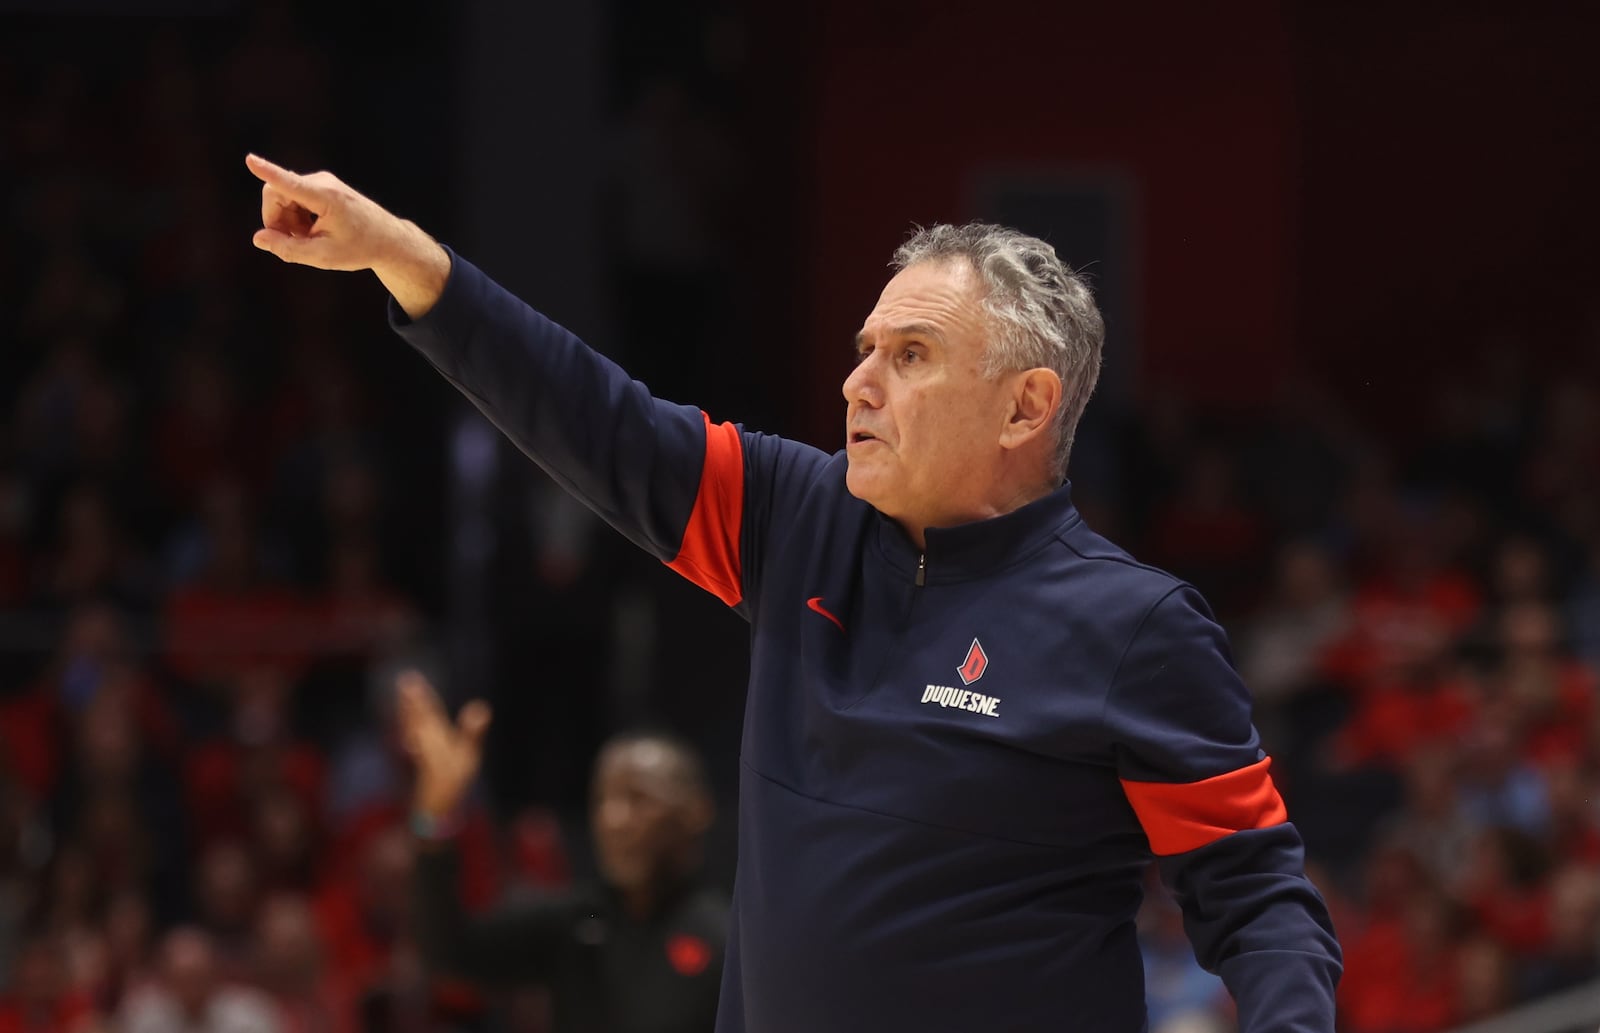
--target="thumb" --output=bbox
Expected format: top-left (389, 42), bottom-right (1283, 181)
top-left (253, 227), bottom-right (324, 266)
top-left (459, 700), bottom-right (493, 749)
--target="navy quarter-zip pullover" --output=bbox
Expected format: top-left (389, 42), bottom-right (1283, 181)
top-left (393, 251), bottom-right (1341, 1033)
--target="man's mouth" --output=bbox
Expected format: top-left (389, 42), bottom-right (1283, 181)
top-left (849, 431), bottom-right (878, 445)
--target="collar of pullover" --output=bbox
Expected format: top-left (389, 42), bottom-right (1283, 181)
top-left (873, 481), bottom-right (1082, 585)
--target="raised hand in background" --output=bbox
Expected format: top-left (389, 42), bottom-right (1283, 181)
top-left (395, 670), bottom-right (492, 820)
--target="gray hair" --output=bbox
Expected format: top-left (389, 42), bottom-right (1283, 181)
top-left (892, 223), bottom-right (1104, 480)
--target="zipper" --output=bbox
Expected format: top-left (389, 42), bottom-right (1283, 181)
top-left (915, 553), bottom-right (926, 587)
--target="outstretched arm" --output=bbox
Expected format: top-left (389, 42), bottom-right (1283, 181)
top-left (396, 671), bottom-right (567, 984)
top-left (246, 153), bottom-right (450, 319)
top-left (244, 154), bottom-right (834, 616)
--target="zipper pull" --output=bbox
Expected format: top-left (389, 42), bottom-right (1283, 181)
top-left (915, 553), bottom-right (926, 587)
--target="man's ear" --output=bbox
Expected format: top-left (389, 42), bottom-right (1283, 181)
top-left (999, 368), bottom-right (1063, 452)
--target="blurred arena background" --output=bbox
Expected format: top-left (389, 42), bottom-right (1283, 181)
top-left (2, 1), bottom-right (1600, 1031)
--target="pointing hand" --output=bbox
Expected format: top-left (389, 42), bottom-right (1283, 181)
top-left (245, 153), bottom-right (450, 317)
top-left (247, 153), bottom-right (398, 271)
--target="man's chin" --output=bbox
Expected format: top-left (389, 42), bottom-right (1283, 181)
top-left (843, 465), bottom-right (877, 506)
top-left (598, 861), bottom-right (650, 890)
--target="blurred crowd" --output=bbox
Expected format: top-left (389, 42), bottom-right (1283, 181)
top-left (1115, 358), bottom-right (1600, 1032)
top-left (0, 3), bottom-right (755, 1031)
top-left (0, 7), bottom-right (580, 1033)
top-left (4, 5), bottom-right (1600, 1033)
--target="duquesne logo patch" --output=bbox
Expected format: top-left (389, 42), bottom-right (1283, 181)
top-left (957, 638), bottom-right (988, 685)
top-left (920, 638), bottom-right (1000, 717)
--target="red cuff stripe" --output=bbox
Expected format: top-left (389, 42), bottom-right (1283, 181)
top-left (667, 414), bottom-right (744, 606)
top-left (1120, 756), bottom-right (1288, 856)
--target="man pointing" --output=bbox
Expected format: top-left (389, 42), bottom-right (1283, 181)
top-left (246, 152), bottom-right (1339, 1033)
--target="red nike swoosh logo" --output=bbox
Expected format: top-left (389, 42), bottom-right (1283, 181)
top-left (807, 597), bottom-right (844, 632)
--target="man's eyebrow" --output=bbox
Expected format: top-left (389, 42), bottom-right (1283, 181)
top-left (853, 324), bottom-right (946, 350)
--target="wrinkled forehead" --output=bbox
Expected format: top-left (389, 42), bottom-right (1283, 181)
top-left (860, 259), bottom-right (989, 340)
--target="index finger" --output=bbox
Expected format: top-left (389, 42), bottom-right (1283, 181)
top-left (245, 153), bottom-right (332, 212)
top-left (397, 670), bottom-right (447, 716)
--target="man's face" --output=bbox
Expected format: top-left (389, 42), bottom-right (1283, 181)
top-left (590, 742), bottom-right (705, 892)
top-left (843, 260), bottom-right (1012, 532)
top-left (163, 931), bottom-right (217, 1017)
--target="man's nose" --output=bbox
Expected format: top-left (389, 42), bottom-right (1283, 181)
top-left (598, 798), bottom-right (632, 832)
top-left (842, 354), bottom-right (881, 407)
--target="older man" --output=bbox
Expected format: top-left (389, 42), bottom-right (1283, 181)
top-left (246, 154), bottom-right (1339, 1033)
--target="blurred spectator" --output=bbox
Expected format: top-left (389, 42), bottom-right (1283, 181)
top-left (1238, 539), bottom-right (1350, 707)
top-left (1522, 380), bottom-right (1600, 515)
top-left (253, 893), bottom-right (353, 1033)
top-left (316, 826), bottom-right (415, 997)
top-left (1486, 534), bottom-right (1556, 608)
top-left (1331, 663), bottom-right (1477, 774)
top-left (1488, 601), bottom-right (1595, 767)
top-left (12, 337), bottom-right (114, 485)
top-left (321, 669), bottom-right (502, 921)
top-left (319, 535), bottom-right (417, 654)
top-left (1545, 760), bottom-right (1600, 865)
top-left (38, 662), bottom-right (188, 922)
top-left (1338, 883), bottom-right (1463, 1033)
top-left (400, 672), bottom-right (726, 1033)
top-left (1138, 877), bottom-right (1227, 1033)
top-left (1323, 496), bottom-right (1481, 691)
top-left (1521, 862), bottom-right (1600, 999)
top-left (153, 351), bottom-right (261, 516)
top-left (100, 891), bottom-right (155, 1014)
top-left (1455, 721), bottom-right (1552, 838)
top-left (1145, 444), bottom-right (1265, 617)
top-left (162, 477), bottom-right (309, 697)
top-left (192, 842), bottom-right (261, 977)
top-left (325, 684), bottom-right (410, 829)
top-left (1456, 826), bottom-right (1552, 954)
top-left (29, 846), bottom-right (98, 956)
top-left (182, 667), bottom-right (325, 850)
top-left (37, 482), bottom-right (153, 612)
top-left (0, 601), bottom-right (174, 801)
top-left (0, 934), bottom-right (95, 1033)
top-left (266, 347), bottom-right (378, 553)
top-left (251, 789), bottom-right (322, 896)
top-left (1567, 534), bottom-right (1600, 668)
top-left (1376, 747), bottom-right (1476, 890)
top-left (1236, 539), bottom-right (1351, 772)
top-left (119, 927), bottom-right (282, 1033)
top-left (1454, 933), bottom-right (1517, 1026)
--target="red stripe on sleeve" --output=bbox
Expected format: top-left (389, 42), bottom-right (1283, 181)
top-left (667, 413), bottom-right (745, 606)
top-left (1120, 756), bottom-right (1288, 856)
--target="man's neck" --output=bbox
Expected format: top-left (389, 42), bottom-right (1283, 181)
top-left (900, 479), bottom-right (1059, 551)
top-left (615, 864), bottom-right (695, 922)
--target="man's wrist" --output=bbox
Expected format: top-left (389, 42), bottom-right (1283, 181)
top-left (410, 805), bottom-right (465, 841)
top-left (375, 223), bottom-right (452, 320)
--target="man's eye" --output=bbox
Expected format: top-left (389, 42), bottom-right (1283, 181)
top-left (901, 348), bottom-right (922, 364)
top-left (854, 346), bottom-right (872, 365)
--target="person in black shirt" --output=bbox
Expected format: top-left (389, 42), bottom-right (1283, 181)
top-left (396, 671), bottom-right (727, 1033)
